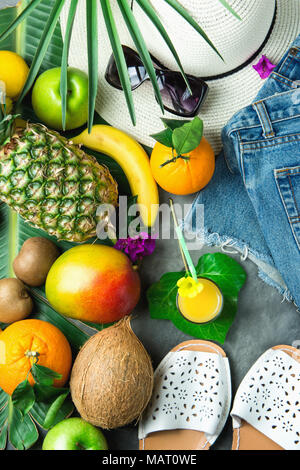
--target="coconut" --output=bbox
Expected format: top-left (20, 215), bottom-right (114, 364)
top-left (70, 317), bottom-right (154, 429)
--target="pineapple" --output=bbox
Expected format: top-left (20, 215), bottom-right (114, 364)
top-left (0, 121), bottom-right (118, 242)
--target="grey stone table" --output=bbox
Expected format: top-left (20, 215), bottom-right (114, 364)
top-left (1, 0), bottom-right (300, 451)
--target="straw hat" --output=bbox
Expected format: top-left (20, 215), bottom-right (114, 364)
top-left (60, 0), bottom-right (300, 153)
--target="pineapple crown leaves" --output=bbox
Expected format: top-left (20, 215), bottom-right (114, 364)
top-left (0, 0), bottom-right (240, 132)
top-left (151, 116), bottom-right (203, 167)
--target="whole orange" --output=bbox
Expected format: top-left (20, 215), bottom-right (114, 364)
top-left (150, 137), bottom-right (215, 195)
top-left (0, 319), bottom-right (72, 395)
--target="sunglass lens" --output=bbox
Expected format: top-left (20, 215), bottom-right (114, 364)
top-left (105, 48), bottom-right (147, 90)
top-left (157, 72), bottom-right (208, 116)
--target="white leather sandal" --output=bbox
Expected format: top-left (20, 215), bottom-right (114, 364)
top-left (231, 345), bottom-right (300, 450)
top-left (138, 340), bottom-right (231, 450)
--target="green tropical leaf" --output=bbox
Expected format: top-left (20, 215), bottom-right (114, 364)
top-left (0, 0), bottom-right (241, 128)
top-left (150, 127), bottom-right (173, 148)
top-left (17, 0), bottom-right (66, 105)
top-left (0, 410), bottom-right (8, 450)
top-left (0, 3), bottom-right (17, 51)
top-left (60, 0), bottom-right (79, 130)
top-left (11, 380), bottom-right (35, 416)
top-left (172, 116), bottom-right (203, 155)
top-left (161, 118), bottom-right (191, 130)
top-left (218, 0), bottom-right (241, 20)
top-left (163, 0), bottom-right (223, 60)
top-left (135, 0), bottom-right (191, 93)
top-left (0, 358), bottom-right (74, 450)
top-left (9, 404), bottom-right (38, 450)
top-left (42, 391), bottom-right (69, 429)
top-left (86, 0), bottom-right (98, 133)
top-left (147, 253), bottom-right (246, 343)
top-left (100, 0), bottom-right (136, 126)
top-left (0, 0), bottom-right (43, 44)
top-left (18, 0), bottom-right (64, 72)
top-left (0, 385), bottom-right (73, 450)
top-left (0, 393), bottom-right (39, 450)
top-left (30, 396), bottom-right (73, 429)
top-left (117, 0), bottom-right (164, 113)
top-left (31, 364), bottom-right (62, 387)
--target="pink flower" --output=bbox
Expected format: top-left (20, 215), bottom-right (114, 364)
top-left (115, 232), bottom-right (156, 263)
top-left (253, 55), bottom-right (276, 79)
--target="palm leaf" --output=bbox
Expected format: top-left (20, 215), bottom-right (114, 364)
top-left (17, 0), bottom-right (66, 105)
top-left (117, 0), bottom-right (164, 113)
top-left (60, 0), bottom-right (79, 130)
top-left (218, 0), bottom-right (241, 20)
top-left (100, 0), bottom-right (136, 125)
top-left (0, 0), bottom-right (42, 44)
top-left (0, 4), bottom-right (16, 51)
top-left (0, 2), bottom-right (130, 349)
top-left (19, 0), bottom-right (64, 72)
top-left (86, 0), bottom-right (98, 133)
top-left (136, 0), bottom-right (191, 93)
top-left (163, 0), bottom-right (223, 60)
top-left (0, 0), bottom-right (242, 128)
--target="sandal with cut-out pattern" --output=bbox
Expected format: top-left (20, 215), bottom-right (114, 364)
top-left (138, 340), bottom-right (231, 450)
top-left (231, 345), bottom-right (300, 450)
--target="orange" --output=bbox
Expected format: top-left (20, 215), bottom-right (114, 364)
top-left (150, 137), bottom-right (215, 195)
top-left (0, 319), bottom-right (72, 395)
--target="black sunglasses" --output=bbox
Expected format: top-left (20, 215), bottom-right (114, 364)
top-left (105, 45), bottom-right (209, 117)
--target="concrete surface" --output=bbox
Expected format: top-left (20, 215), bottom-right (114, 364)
top-left (1, 0), bottom-right (300, 451)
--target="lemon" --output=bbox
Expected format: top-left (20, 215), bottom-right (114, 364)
top-left (0, 51), bottom-right (29, 100)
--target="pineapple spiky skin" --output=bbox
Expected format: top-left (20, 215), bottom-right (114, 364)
top-left (0, 123), bottom-right (118, 242)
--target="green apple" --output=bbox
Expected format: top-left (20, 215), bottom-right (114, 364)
top-left (32, 67), bottom-right (88, 130)
top-left (42, 418), bottom-right (108, 451)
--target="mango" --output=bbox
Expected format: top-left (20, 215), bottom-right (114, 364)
top-left (45, 245), bottom-right (141, 324)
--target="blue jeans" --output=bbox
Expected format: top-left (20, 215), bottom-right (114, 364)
top-left (186, 35), bottom-right (300, 307)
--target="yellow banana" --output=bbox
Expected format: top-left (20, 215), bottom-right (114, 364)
top-left (72, 125), bottom-right (159, 227)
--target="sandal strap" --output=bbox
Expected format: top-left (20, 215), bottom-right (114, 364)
top-left (231, 348), bottom-right (300, 450)
top-left (139, 348), bottom-right (231, 441)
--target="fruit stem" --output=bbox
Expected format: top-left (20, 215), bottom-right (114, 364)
top-left (76, 442), bottom-right (87, 450)
top-left (160, 155), bottom-right (190, 168)
top-left (25, 350), bottom-right (40, 360)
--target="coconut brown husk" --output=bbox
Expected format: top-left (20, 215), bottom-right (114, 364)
top-left (70, 316), bottom-right (154, 429)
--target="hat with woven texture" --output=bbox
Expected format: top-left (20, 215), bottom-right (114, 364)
top-left (60, 0), bottom-right (300, 153)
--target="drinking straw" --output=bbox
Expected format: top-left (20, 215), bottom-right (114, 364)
top-left (169, 198), bottom-right (198, 281)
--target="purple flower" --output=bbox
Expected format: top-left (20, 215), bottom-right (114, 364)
top-left (115, 232), bottom-right (156, 263)
top-left (253, 55), bottom-right (276, 79)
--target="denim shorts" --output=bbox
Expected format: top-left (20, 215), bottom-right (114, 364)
top-left (186, 35), bottom-right (300, 307)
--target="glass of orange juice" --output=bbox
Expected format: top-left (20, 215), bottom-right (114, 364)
top-left (177, 277), bottom-right (223, 324)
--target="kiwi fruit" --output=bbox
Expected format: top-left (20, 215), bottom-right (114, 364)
top-left (13, 237), bottom-right (60, 287)
top-left (0, 278), bottom-right (33, 323)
